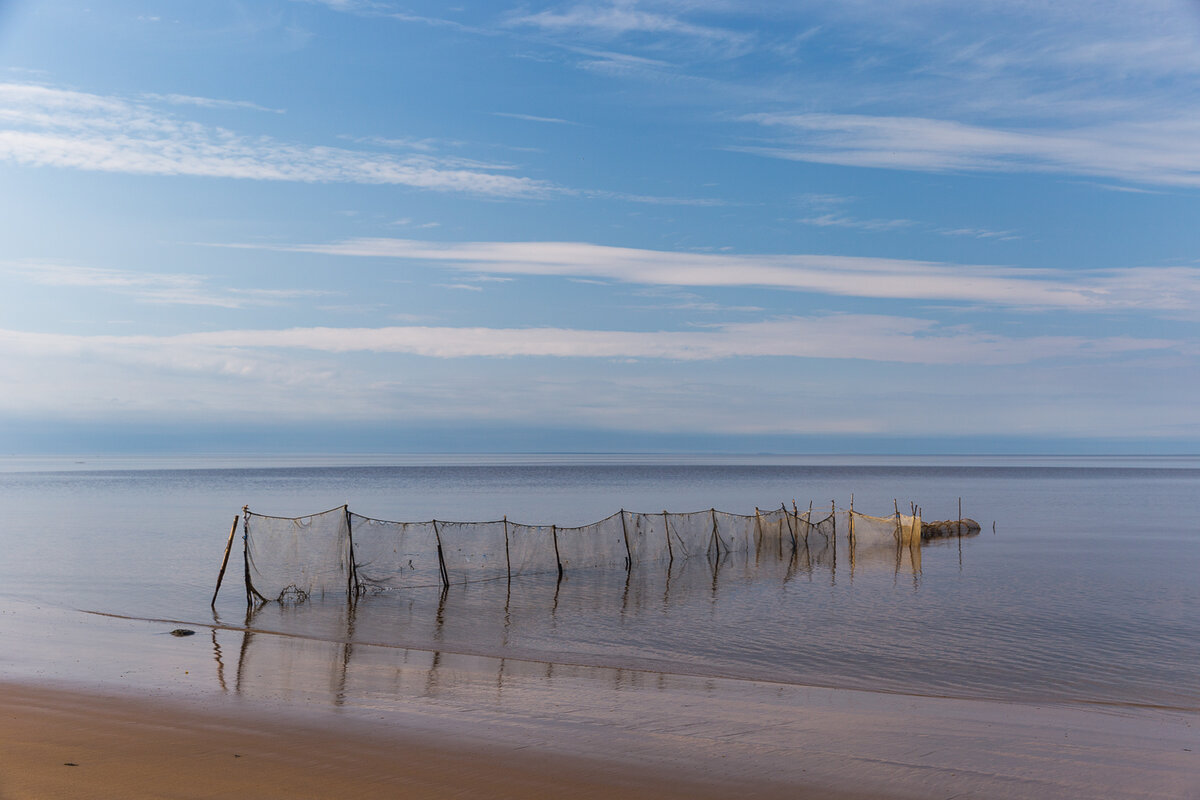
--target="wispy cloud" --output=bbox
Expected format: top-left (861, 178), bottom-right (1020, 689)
top-left (738, 112), bottom-right (1200, 188)
top-left (798, 213), bottom-right (916, 232)
top-left (2, 261), bottom-right (328, 308)
top-left (938, 227), bottom-right (1020, 241)
top-left (141, 93), bottom-right (286, 114)
top-left (0, 316), bottom-right (1177, 367)
top-left (218, 237), bottom-right (1200, 313)
top-left (493, 111), bottom-right (582, 126)
top-left (0, 83), bottom-right (549, 197)
top-left (508, 2), bottom-right (748, 47)
top-left (583, 188), bottom-right (728, 206)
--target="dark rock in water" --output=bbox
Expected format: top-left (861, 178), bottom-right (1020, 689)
top-left (921, 519), bottom-right (982, 539)
top-left (169, 628), bottom-right (196, 637)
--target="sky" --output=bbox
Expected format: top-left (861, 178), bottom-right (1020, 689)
top-left (1, 0), bottom-right (1199, 454)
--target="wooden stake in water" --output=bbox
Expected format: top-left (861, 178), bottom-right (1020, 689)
top-left (211, 514), bottom-right (240, 608)
top-left (782, 503), bottom-right (797, 551)
top-left (806, 500), bottom-right (813, 548)
top-left (552, 524), bottom-right (563, 581)
top-left (432, 519), bottom-right (450, 588)
top-left (849, 493), bottom-right (856, 553)
top-left (503, 516), bottom-right (511, 582)
top-left (344, 505), bottom-right (360, 597)
top-left (710, 508), bottom-right (720, 557)
top-left (620, 510), bottom-right (632, 569)
top-left (894, 498), bottom-right (902, 546)
top-left (663, 510), bottom-right (674, 563)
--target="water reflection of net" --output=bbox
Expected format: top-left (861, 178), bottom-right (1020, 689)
top-left (238, 505), bottom-right (921, 605)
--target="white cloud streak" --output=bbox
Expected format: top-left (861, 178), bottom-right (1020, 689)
top-left (141, 93), bottom-right (286, 114)
top-left (0, 83), bottom-right (548, 197)
top-left (509, 3), bottom-right (747, 45)
top-left (3, 261), bottom-right (329, 308)
top-left (0, 317), bottom-right (1177, 367)
top-left (798, 214), bottom-right (916, 232)
top-left (738, 112), bottom-right (1200, 188)
top-left (493, 111), bottom-right (582, 125)
top-left (224, 237), bottom-right (1200, 313)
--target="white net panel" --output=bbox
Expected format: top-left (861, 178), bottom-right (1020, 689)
top-left (504, 522), bottom-right (560, 579)
top-left (239, 503), bottom-right (922, 604)
top-left (347, 515), bottom-right (442, 591)
top-left (245, 506), bottom-right (351, 603)
top-left (557, 512), bottom-right (629, 571)
top-left (436, 519), bottom-right (510, 584)
top-left (849, 511), bottom-right (921, 548)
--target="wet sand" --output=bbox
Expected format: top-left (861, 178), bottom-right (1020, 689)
top-left (1, 682), bottom-right (833, 800)
top-left (4, 675), bottom-right (1197, 800)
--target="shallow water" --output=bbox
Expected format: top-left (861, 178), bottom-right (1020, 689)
top-left (1, 455), bottom-right (1197, 710)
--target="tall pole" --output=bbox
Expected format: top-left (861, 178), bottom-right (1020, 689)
top-left (432, 520), bottom-right (449, 588)
top-left (211, 515), bottom-right (240, 608)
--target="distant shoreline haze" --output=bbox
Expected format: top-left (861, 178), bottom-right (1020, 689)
top-left (1, 419), bottom-right (1197, 458)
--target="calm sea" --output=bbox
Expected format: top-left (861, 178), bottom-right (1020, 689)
top-left (1, 455), bottom-right (1197, 710)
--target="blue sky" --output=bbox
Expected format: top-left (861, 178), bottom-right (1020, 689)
top-left (1, 0), bottom-right (1199, 453)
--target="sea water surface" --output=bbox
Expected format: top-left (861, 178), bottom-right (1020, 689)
top-left (0, 455), bottom-right (1197, 711)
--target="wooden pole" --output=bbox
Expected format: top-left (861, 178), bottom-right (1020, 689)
top-left (848, 493), bottom-right (856, 553)
top-left (620, 510), bottom-right (632, 569)
top-left (754, 507), bottom-right (763, 558)
top-left (432, 520), bottom-right (450, 588)
top-left (958, 497), bottom-right (963, 538)
top-left (211, 514), bottom-right (240, 608)
top-left (503, 516), bottom-right (511, 582)
top-left (663, 511), bottom-right (674, 563)
top-left (806, 500), bottom-right (813, 547)
top-left (781, 503), bottom-right (797, 552)
top-left (829, 500), bottom-right (836, 572)
top-left (552, 524), bottom-right (563, 580)
top-left (710, 508), bottom-right (720, 556)
top-left (241, 509), bottom-right (267, 606)
top-left (894, 498), bottom-right (902, 546)
top-left (344, 505), bottom-right (359, 597)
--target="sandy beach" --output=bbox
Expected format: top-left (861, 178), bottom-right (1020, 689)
top-left (2, 682), bottom-right (828, 800)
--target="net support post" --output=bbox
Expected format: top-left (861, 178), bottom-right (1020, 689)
top-left (893, 498), bottom-right (903, 549)
top-left (551, 524), bottom-right (563, 581)
top-left (848, 493), bottom-right (856, 554)
top-left (503, 516), bottom-right (511, 582)
top-left (240, 507), bottom-right (267, 607)
top-left (620, 510), bottom-right (631, 570)
top-left (805, 500), bottom-right (813, 548)
top-left (432, 519), bottom-right (450, 588)
top-left (782, 503), bottom-right (797, 552)
top-left (710, 508), bottom-right (720, 557)
top-left (344, 505), bottom-right (360, 598)
top-left (211, 514), bottom-right (240, 609)
top-left (663, 511), bottom-right (674, 563)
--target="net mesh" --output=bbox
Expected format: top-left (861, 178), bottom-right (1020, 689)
top-left (244, 507), bottom-right (351, 603)
top-left (239, 503), bottom-right (923, 604)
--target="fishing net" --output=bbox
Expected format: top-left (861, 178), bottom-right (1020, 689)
top-left (244, 507), bottom-right (351, 603)
top-left (236, 503), bottom-right (922, 604)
